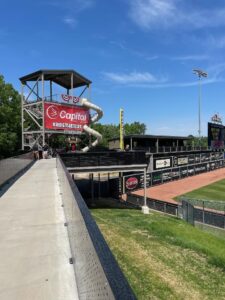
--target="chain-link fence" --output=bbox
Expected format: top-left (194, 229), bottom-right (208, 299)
top-left (181, 197), bottom-right (225, 229)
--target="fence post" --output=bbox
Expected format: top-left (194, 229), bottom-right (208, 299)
top-left (98, 173), bottom-right (101, 199)
top-left (202, 200), bottom-right (205, 224)
top-left (224, 205), bottom-right (225, 229)
top-left (164, 203), bottom-right (166, 213)
top-left (91, 173), bottom-right (94, 205)
top-left (107, 173), bottom-right (110, 195)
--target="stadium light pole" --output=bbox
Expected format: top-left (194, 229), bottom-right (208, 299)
top-left (193, 69), bottom-right (208, 146)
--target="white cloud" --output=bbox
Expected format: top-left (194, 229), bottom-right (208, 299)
top-left (207, 63), bottom-right (225, 77)
top-left (46, 0), bottom-right (93, 11)
top-left (103, 71), bottom-right (165, 84)
top-left (103, 70), bottom-right (221, 88)
top-left (172, 54), bottom-right (209, 61)
top-left (63, 17), bottom-right (77, 28)
top-left (205, 35), bottom-right (225, 49)
top-left (110, 40), bottom-right (158, 61)
top-left (45, 0), bottom-right (93, 27)
top-left (130, 77), bottom-right (221, 88)
top-left (128, 0), bottom-right (225, 30)
top-left (129, 0), bottom-right (176, 29)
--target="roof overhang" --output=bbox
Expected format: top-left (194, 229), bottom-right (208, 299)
top-left (19, 69), bottom-right (92, 89)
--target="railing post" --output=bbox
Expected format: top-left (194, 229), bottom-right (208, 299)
top-left (98, 173), bottom-right (101, 199)
top-left (224, 205), bottom-right (225, 229)
top-left (142, 168), bottom-right (149, 214)
top-left (164, 203), bottom-right (166, 213)
top-left (202, 200), bottom-right (205, 224)
top-left (91, 173), bottom-right (94, 205)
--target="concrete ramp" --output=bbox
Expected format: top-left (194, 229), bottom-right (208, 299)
top-left (0, 159), bottom-right (79, 300)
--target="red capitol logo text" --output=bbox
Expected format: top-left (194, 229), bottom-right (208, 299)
top-left (46, 105), bottom-right (88, 122)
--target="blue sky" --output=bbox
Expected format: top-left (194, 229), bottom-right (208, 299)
top-left (1, 0), bottom-right (225, 136)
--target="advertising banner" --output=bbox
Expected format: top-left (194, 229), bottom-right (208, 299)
top-left (123, 173), bottom-right (151, 193)
top-left (195, 154), bottom-right (201, 163)
top-left (195, 163), bottom-right (207, 174)
top-left (211, 152), bottom-right (216, 160)
top-left (201, 153), bottom-right (210, 162)
top-left (154, 158), bottom-right (171, 170)
top-left (177, 157), bottom-right (188, 166)
top-left (44, 102), bottom-right (90, 132)
top-left (188, 165), bottom-right (195, 176)
top-left (188, 155), bottom-right (195, 164)
top-left (170, 168), bottom-right (180, 179)
top-left (180, 166), bottom-right (188, 178)
top-left (152, 172), bottom-right (162, 184)
top-left (162, 171), bottom-right (172, 182)
top-left (208, 122), bottom-right (225, 149)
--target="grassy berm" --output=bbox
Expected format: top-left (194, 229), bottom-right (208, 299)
top-left (91, 207), bottom-right (225, 300)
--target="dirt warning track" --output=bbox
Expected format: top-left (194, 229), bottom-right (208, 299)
top-left (133, 168), bottom-right (225, 204)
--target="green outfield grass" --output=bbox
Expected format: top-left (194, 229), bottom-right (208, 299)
top-left (177, 179), bottom-right (225, 202)
top-left (91, 208), bottom-right (225, 300)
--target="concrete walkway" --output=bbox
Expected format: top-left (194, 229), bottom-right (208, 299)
top-left (0, 159), bottom-right (79, 300)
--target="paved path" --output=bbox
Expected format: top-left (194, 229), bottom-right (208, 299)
top-left (134, 168), bottom-right (225, 204)
top-left (0, 159), bottom-right (79, 300)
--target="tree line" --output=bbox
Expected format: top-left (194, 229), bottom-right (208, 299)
top-left (0, 75), bottom-right (21, 158)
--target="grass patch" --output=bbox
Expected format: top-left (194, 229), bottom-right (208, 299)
top-left (91, 208), bottom-right (225, 299)
top-left (176, 179), bottom-right (225, 202)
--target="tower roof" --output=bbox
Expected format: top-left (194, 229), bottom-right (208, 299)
top-left (19, 69), bottom-right (91, 89)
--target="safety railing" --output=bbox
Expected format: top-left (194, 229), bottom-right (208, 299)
top-left (135, 146), bottom-right (213, 153)
top-left (126, 195), bottom-right (178, 216)
top-left (60, 151), bottom-right (147, 168)
top-left (57, 155), bottom-right (136, 300)
top-left (0, 152), bottom-right (34, 188)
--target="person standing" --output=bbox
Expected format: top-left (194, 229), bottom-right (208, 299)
top-left (32, 143), bottom-right (39, 160)
top-left (71, 143), bottom-right (76, 152)
top-left (38, 143), bottom-right (43, 159)
top-left (43, 143), bottom-right (49, 159)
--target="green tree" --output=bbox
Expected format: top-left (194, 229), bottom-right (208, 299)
top-left (87, 121), bottom-right (146, 147)
top-left (124, 121), bottom-right (146, 135)
top-left (0, 75), bottom-right (21, 158)
top-left (187, 135), bottom-right (208, 147)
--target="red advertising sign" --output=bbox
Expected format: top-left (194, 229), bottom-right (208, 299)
top-left (44, 102), bottom-right (90, 131)
top-left (125, 177), bottom-right (138, 190)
